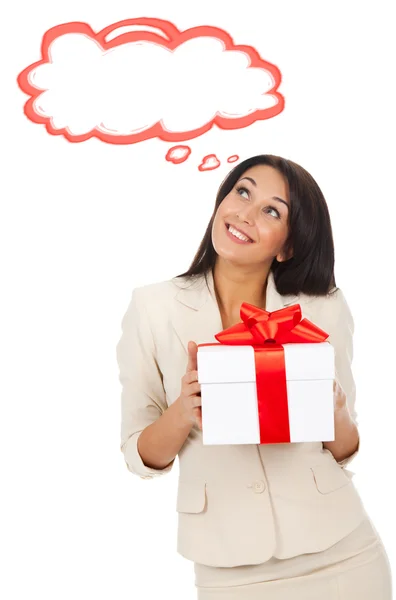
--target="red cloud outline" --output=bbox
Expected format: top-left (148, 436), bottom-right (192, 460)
top-left (165, 145), bottom-right (192, 164)
top-left (17, 17), bottom-right (285, 145)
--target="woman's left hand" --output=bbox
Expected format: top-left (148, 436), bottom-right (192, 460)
top-left (333, 379), bottom-right (347, 412)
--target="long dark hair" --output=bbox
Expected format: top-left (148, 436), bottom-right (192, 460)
top-left (176, 154), bottom-right (336, 296)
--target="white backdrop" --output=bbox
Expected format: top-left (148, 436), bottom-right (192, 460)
top-left (1, 1), bottom-right (394, 598)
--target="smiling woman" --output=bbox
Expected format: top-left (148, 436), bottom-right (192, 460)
top-left (176, 155), bottom-right (338, 332)
top-left (117, 154), bottom-right (392, 600)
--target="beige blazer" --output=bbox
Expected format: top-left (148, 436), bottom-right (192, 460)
top-left (116, 269), bottom-right (366, 567)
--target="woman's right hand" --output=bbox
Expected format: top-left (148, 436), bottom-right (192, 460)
top-left (177, 341), bottom-right (202, 429)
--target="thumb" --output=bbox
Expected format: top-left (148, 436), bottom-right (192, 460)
top-left (186, 341), bottom-right (198, 372)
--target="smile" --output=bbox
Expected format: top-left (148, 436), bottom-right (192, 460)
top-left (225, 223), bottom-right (254, 244)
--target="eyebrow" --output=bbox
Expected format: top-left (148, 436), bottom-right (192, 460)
top-left (238, 177), bottom-right (289, 209)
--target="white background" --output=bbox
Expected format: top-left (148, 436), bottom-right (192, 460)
top-left (1, 1), bottom-right (395, 598)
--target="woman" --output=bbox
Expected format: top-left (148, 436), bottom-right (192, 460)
top-left (116, 155), bottom-right (392, 599)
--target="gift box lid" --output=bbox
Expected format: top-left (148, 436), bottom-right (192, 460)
top-left (197, 342), bottom-right (335, 384)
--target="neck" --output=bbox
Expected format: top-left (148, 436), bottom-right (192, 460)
top-left (212, 259), bottom-right (271, 318)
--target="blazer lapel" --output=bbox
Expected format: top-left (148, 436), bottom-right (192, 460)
top-left (170, 269), bottom-right (299, 352)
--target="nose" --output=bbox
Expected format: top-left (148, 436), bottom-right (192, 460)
top-left (236, 205), bottom-right (255, 225)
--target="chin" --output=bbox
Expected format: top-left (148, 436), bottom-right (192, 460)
top-left (215, 249), bottom-right (252, 266)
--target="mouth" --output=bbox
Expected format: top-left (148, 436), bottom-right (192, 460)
top-left (225, 222), bottom-right (254, 244)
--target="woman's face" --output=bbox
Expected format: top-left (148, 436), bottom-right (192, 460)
top-left (212, 165), bottom-right (291, 268)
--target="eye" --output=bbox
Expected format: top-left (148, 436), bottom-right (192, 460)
top-left (236, 185), bottom-right (249, 199)
top-left (264, 206), bottom-right (281, 219)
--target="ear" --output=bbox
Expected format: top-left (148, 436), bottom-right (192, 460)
top-left (276, 247), bottom-right (293, 262)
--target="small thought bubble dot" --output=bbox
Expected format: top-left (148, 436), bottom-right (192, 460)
top-left (165, 145), bottom-right (191, 164)
top-left (198, 154), bottom-right (221, 171)
top-left (227, 154), bottom-right (239, 163)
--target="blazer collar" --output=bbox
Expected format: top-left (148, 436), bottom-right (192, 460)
top-left (172, 268), bottom-right (298, 313)
top-left (170, 269), bottom-right (299, 349)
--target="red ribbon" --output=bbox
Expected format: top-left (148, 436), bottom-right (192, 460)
top-left (201, 303), bottom-right (329, 444)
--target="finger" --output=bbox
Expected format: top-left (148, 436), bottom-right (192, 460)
top-left (181, 382), bottom-right (200, 397)
top-left (188, 382), bottom-right (201, 396)
top-left (189, 394), bottom-right (202, 408)
top-left (192, 406), bottom-right (202, 429)
top-left (186, 341), bottom-right (198, 373)
top-left (333, 379), bottom-right (342, 395)
top-left (187, 341), bottom-right (198, 372)
top-left (183, 370), bottom-right (198, 384)
top-left (197, 410), bottom-right (203, 430)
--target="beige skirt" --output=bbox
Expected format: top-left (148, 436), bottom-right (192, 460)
top-left (194, 517), bottom-right (392, 599)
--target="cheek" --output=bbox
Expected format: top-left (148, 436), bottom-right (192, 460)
top-left (213, 206), bottom-right (224, 223)
top-left (257, 223), bottom-right (288, 249)
top-left (216, 198), bottom-right (232, 216)
top-left (213, 200), bottom-right (232, 231)
top-left (212, 212), bottom-right (222, 237)
top-left (211, 211), bottom-right (223, 245)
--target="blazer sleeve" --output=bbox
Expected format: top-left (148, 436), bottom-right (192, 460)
top-left (324, 287), bottom-right (360, 468)
top-left (116, 286), bottom-right (175, 479)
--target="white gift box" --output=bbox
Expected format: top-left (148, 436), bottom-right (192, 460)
top-left (197, 342), bottom-right (335, 445)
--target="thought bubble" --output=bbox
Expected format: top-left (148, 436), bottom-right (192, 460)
top-left (198, 154), bottom-right (221, 171)
top-left (17, 18), bottom-right (284, 145)
top-left (165, 145), bottom-right (191, 164)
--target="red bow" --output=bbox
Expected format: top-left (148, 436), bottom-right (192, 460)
top-left (215, 303), bottom-right (329, 346)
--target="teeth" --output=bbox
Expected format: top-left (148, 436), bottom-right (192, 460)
top-left (228, 225), bottom-right (251, 242)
